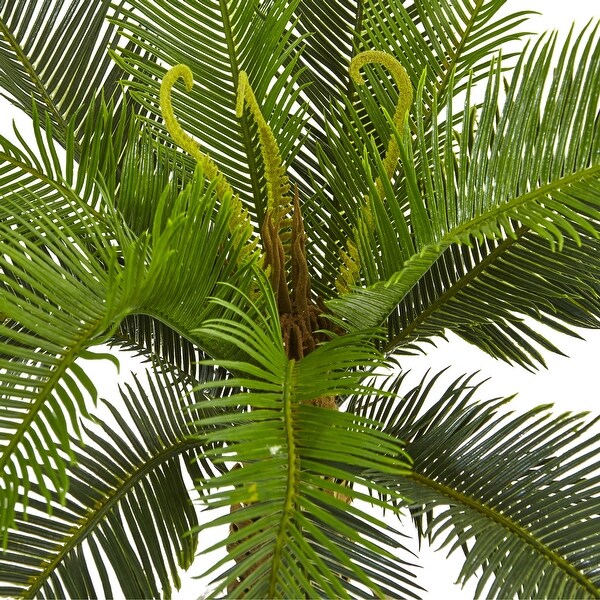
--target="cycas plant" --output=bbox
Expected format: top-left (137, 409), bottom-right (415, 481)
top-left (0, 0), bottom-right (599, 598)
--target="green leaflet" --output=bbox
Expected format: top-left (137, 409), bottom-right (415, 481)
top-left (188, 287), bottom-right (417, 598)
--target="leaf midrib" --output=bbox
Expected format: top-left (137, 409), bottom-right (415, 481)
top-left (268, 359), bottom-right (298, 597)
top-left (409, 471), bottom-right (600, 597)
top-left (24, 438), bottom-right (201, 599)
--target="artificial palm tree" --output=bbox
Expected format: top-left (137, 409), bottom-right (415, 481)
top-left (0, 0), bottom-right (599, 597)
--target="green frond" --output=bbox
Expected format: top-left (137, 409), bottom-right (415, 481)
top-left (188, 287), bottom-right (420, 598)
top-left (0, 0), bottom-right (134, 148)
top-left (290, 0), bottom-right (532, 145)
top-left (137, 171), bottom-right (258, 336)
top-left (327, 23), bottom-right (600, 364)
top-left (0, 190), bottom-right (130, 537)
top-left (382, 224), bottom-right (600, 368)
top-left (0, 364), bottom-right (214, 599)
top-left (111, 0), bottom-right (307, 227)
top-left (114, 116), bottom-right (191, 236)
top-left (0, 97), bottom-right (119, 232)
top-left (111, 314), bottom-right (208, 381)
top-left (279, 1), bottom-right (365, 224)
top-left (355, 370), bottom-right (600, 598)
top-left (0, 133), bottom-right (258, 535)
top-left (291, 1), bottom-right (364, 115)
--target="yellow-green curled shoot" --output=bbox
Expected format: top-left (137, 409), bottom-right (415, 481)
top-left (350, 50), bottom-right (413, 190)
top-left (160, 64), bottom-right (255, 257)
top-left (160, 64), bottom-right (232, 201)
top-left (336, 51), bottom-right (414, 292)
top-left (236, 71), bottom-right (291, 222)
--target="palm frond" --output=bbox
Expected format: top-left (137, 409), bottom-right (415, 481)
top-left (0, 363), bottom-right (216, 599)
top-left (0, 103), bottom-right (257, 532)
top-left (111, 314), bottom-right (204, 377)
top-left (355, 370), bottom-right (600, 598)
top-left (292, 0), bottom-right (363, 115)
top-left (0, 99), bottom-right (114, 237)
top-left (326, 23), bottom-right (600, 366)
top-left (3, 102), bottom-right (146, 261)
top-left (280, 0), bottom-right (365, 219)
top-left (0, 0), bottom-right (134, 147)
top-left (0, 187), bottom-right (131, 537)
top-left (187, 284), bottom-right (420, 598)
top-left (111, 0), bottom-right (308, 227)
top-left (384, 225), bottom-right (600, 368)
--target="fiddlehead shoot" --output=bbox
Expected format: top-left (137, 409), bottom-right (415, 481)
top-left (349, 50), bottom-right (413, 188)
top-left (236, 72), bottom-right (335, 360)
top-left (160, 64), bottom-right (232, 200)
top-left (236, 71), bottom-right (291, 222)
top-left (336, 51), bottom-right (413, 292)
top-left (160, 64), bottom-right (254, 255)
top-left (160, 65), bottom-right (200, 160)
top-left (236, 70), bottom-right (294, 311)
top-left (336, 239), bottom-right (361, 294)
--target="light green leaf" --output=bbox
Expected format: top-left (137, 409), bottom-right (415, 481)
top-left (189, 287), bottom-right (419, 598)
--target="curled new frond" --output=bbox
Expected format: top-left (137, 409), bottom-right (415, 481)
top-left (237, 71), bottom-right (291, 221)
top-left (335, 52), bottom-right (414, 293)
top-left (160, 65), bottom-right (198, 159)
top-left (160, 64), bottom-right (232, 201)
top-left (350, 50), bottom-right (413, 187)
top-left (160, 64), bottom-right (255, 257)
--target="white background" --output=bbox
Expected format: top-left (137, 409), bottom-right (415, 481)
top-left (1, 1), bottom-right (598, 598)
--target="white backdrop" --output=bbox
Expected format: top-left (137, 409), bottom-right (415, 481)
top-left (0, 1), bottom-right (598, 598)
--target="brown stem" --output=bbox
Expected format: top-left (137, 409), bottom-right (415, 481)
top-left (291, 184), bottom-right (311, 314)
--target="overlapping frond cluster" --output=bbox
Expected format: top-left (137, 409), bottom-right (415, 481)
top-left (1, 0), bottom-right (600, 598)
top-left (109, 0), bottom-right (307, 227)
top-left (327, 23), bottom-right (600, 369)
top-left (0, 364), bottom-right (215, 599)
top-left (295, 0), bottom-right (535, 297)
top-left (0, 94), bottom-right (258, 540)
top-left (189, 287), bottom-right (418, 598)
top-left (0, 0), bottom-right (131, 146)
